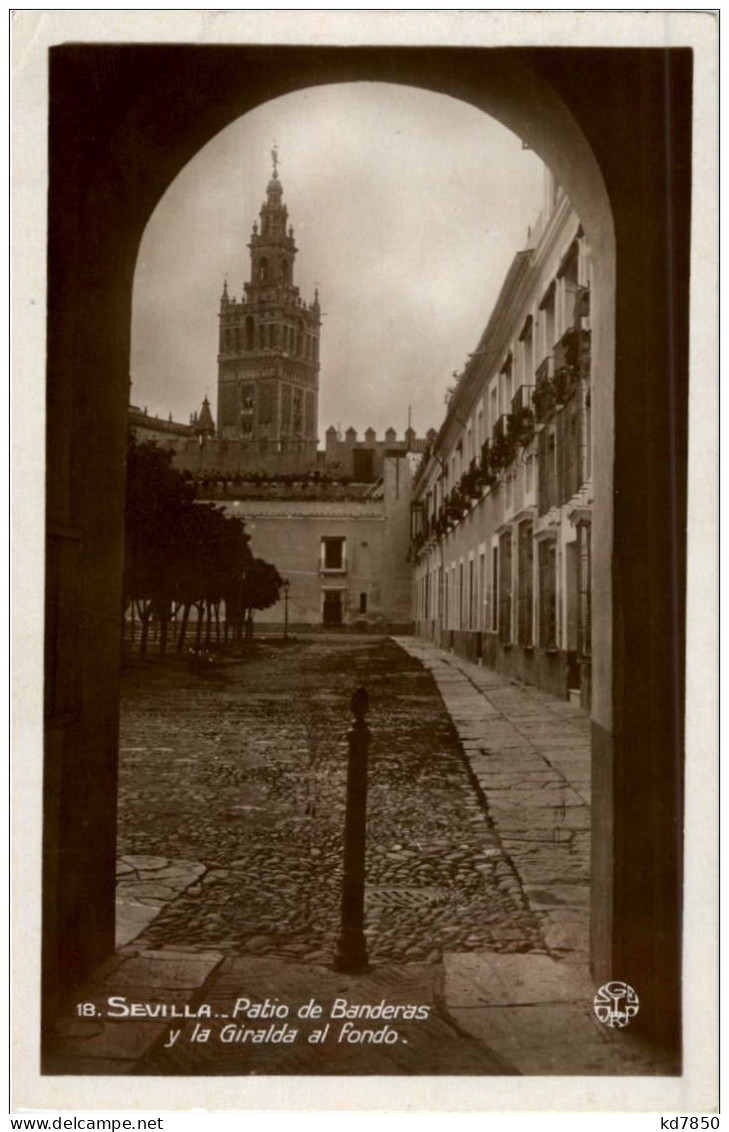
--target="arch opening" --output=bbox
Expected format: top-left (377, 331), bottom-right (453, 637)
top-left (45, 46), bottom-right (689, 1061)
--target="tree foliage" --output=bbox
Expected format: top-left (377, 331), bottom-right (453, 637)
top-left (123, 435), bottom-right (282, 655)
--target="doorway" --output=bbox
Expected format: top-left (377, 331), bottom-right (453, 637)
top-left (322, 590), bottom-right (344, 626)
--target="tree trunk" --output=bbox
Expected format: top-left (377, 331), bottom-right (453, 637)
top-left (245, 612), bottom-right (254, 642)
top-left (139, 609), bottom-right (150, 658)
top-left (177, 604), bottom-right (191, 653)
top-left (215, 603), bottom-right (221, 646)
top-left (159, 616), bottom-right (168, 656)
top-left (204, 600), bottom-right (212, 648)
top-left (194, 606), bottom-right (204, 650)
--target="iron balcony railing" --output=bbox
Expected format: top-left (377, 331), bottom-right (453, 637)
top-left (535, 355), bottom-right (554, 389)
top-left (511, 385), bottom-right (535, 417)
top-left (493, 414), bottom-right (510, 444)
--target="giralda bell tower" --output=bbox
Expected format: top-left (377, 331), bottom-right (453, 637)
top-left (216, 148), bottom-right (321, 455)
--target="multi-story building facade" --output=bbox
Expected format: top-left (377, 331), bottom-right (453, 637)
top-left (216, 150), bottom-right (321, 457)
top-left (206, 450), bottom-right (417, 630)
top-left (411, 175), bottom-right (593, 705)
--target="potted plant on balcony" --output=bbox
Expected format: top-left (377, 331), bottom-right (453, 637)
top-left (532, 381), bottom-right (557, 422)
top-left (489, 430), bottom-right (516, 471)
top-left (462, 460), bottom-right (482, 501)
top-left (509, 407), bottom-right (535, 447)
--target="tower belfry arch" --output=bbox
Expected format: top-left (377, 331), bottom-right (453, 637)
top-left (217, 152), bottom-right (321, 454)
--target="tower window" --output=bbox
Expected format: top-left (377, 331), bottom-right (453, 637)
top-left (359, 593), bottom-right (367, 614)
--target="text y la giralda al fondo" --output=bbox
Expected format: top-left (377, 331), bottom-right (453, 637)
top-left (92, 996), bottom-right (433, 1049)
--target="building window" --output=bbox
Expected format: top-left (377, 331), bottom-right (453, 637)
top-left (322, 537), bottom-right (346, 571)
top-left (520, 316), bottom-right (534, 384)
top-left (525, 454), bottom-right (534, 496)
top-left (498, 531), bottom-right (512, 644)
top-left (577, 522), bottom-right (592, 656)
top-left (359, 592), bottom-right (367, 615)
top-left (517, 521), bottom-right (534, 647)
top-left (538, 425), bottom-right (559, 514)
top-left (538, 539), bottom-right (558, 649)
top-left (479, 551), bottom-right (486, 630)
top-left (540, 282), bottom-right (556, 357)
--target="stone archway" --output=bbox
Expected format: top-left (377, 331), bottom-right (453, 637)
top-left (45, 45), bottom-right (690, 1050)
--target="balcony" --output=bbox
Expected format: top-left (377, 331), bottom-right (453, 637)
top-left (488, 415), bottom-right (517, 471)
top-left (533, 356), bottom-right (556, 423)
top-left (509, 388), bottom-right (536, 447)
top-left (493, 414), bottom-right (510, 443)
top-left (511, 385), bottom-right (535, 417)
top-left (535, 355), bottom-right (554, 389)
top-left (554, 326), bottom-right (591, 378)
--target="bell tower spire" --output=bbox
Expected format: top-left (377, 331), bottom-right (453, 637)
top-left (216, 151), bottom-right (321, 456)
top-left (246, 145), bottom-right (297, 294)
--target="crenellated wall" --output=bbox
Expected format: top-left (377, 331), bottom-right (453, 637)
top-left (323, 425), bottom-right (430, 482)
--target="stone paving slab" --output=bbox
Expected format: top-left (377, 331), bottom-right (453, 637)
top-left (137, 956), bottom-right (516, 1076)
top-left (388, 641), bottom-right (674, 1070)
top-left (116, 856), bottom-right (207, 946)
top-left (444, 954), bottom-right (677, 1075)
top-left (395, 638), bottom-right (591, 965)
top-left (48, 955), bottom-right (518, 1077)
top-left (43, 944), bottom-right (224, 1074)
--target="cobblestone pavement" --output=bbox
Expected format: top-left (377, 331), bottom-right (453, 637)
top-left (118, 637), bottom-right (545, 966)
top-left (48, 637), bottom-right (672, 1077)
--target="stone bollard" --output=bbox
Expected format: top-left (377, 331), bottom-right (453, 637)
top-left (332, 686), bottom-right (371, 973)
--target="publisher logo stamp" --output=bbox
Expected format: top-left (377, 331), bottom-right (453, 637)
top-left (593, 981), bottom-right (640, 1028)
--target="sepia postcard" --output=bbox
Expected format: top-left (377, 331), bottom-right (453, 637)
top-left (11, 9), bottom-right (719, 1116)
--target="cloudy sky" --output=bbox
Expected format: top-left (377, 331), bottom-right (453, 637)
top-left (131, 82), bottom-right (546, 440)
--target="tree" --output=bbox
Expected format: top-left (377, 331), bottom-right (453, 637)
top-left (124, 436), bottom-right (196, 655)
top-left (237, 558), bottom-right (285, 641)
top-left (124, 434), bottom-right (253, 656)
